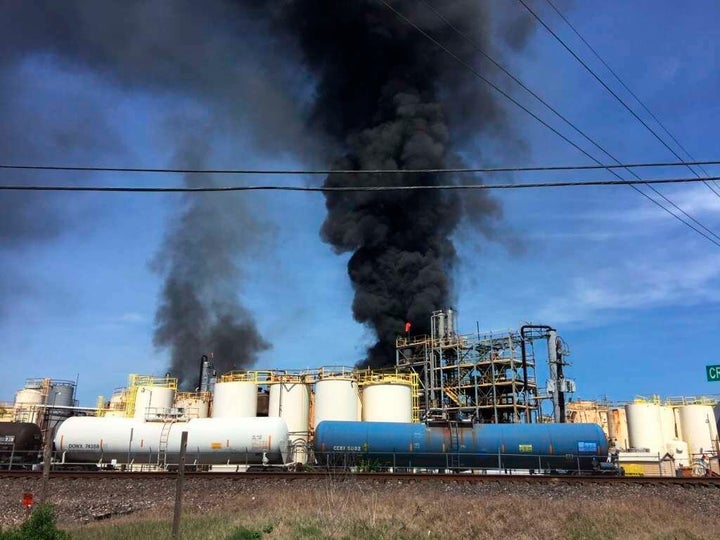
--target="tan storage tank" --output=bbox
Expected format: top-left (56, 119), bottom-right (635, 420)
top-left (608, 407), bottom-right (629, 450)
top-left (678, 405), bottom-right (719, 457)
top-left (175, 393), bottom-right (211, 419)
top-left (362, 382), bottom-right (412, 423)
top-left (626, 402), bottom-right (664, 454)
top-left (268, 380), bottom-right (310, 464)
top-left (314, 377), bottom-right (360, 428)
top-left (212, 381), bottom-right (257, 418)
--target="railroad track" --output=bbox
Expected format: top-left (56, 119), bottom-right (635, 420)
top-left (2, 470), bottom-right (719, 487)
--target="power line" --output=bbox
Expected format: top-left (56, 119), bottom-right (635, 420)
top-left (2, 159), bottom-right (720, 176)
top-left (543, 0), bottom-right (719, 190)
top-left (1, 175), bottom-right (718, 192)
top-left (384, 0), bottom-right (720, 245)
top-left (518, 0), bottom-right (720, 199)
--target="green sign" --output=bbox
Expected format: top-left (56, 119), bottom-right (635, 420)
top-left (706, 365), bottom-right (720, 382)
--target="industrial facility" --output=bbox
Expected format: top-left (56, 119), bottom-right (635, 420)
top-left (1, 309), bottom-right (718, 477)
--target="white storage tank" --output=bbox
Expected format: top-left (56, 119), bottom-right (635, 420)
top-left (665, 439), bottom-right (690, 468)
top-left (362, 382), bottom-right (412, 423)
top-left (212, 381), bottom-right (257, 418)
top-left (659, 405), bottom-right (677, 441)
top-left (54, 416), bottom-right (289, 465)
top-left (626, 402), bottom-right (663, 454)
top-left (678, 405), bottom-right (719, 457)
top-left (133, 386), bottom-right (176, 419)
top-left (608, 407), bottom-right (629, 450)
top-left (175, 393), bottom-right (210, 419)
top-left (106, 389), bottom-right (128, 417)
top-left (13, 380), bottom-right (46, 423)
top-left (268, 380), bottom-right (310, 464)
top-left (314, 378), bottom-right (360, 428)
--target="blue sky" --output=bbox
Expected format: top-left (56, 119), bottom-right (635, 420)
top-left (1, 0), bottom-right (719, 407)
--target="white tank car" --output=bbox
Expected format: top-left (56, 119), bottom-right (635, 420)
top-left (54, 416), bottom-right (289, 465)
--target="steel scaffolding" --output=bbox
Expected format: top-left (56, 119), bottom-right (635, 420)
top-left (396, 310), bottom-right (542, 423)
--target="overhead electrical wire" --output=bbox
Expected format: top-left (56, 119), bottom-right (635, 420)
top-left (518, 0), bottom-right (720, 199)
top-left (379, 0), bottom-right (720, 246)
top-left (1, 175), bottom-right (718, 192)
top-left (2, 159), bottom-right (720, 176)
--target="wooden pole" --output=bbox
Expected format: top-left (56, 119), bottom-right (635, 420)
top-left (40, 428), bottom-right (52, 505)
top-left (171, 431), bottom-right (188, 540)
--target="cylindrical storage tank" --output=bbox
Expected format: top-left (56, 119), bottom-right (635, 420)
top-left (314, 421), bottom-right (608, 471)
top-left (13, 386), bottom-right (44, 424)
top-left (313, 378), bottom-right (360, 428)
top-left (133, 386), bottom-right (175, 419)
top-left (678, 405), bottom-right (719, 457)
top-left (665, 439), bottom-right (690, 468)
top-left (106, 389), bottom-right (128, 417)
top-left (607, 407), bottom-right (629, 450)
top-left (626, 403), bottom-right (663, 454)
top-left (211, 382), bottom-right (257, 418)
top-left (361, 382), bottom-right (412, 423)
top-left (54, 416), bottom-right (289, 465)
top-left (47, 382), bottom-right (75, 433)
top-left (268, 381), bottom-right (310, 464)
top-left (175, 394), bottom-right (210, 419)
top-left (659, 405), bottom-right (676, 441)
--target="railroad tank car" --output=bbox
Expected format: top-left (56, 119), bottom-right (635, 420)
top-left (314, 421), bottom-right (608, 471)
top-left (54, 416), bottom-right (289, 465)
top-left (0, 422), bottom-right (43, 467)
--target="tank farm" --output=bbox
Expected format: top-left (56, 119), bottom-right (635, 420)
top-left (2, 309), bottom-right (719, 480)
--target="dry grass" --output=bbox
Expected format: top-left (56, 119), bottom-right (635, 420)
top-left (62, 477), bottom-right (720, 539)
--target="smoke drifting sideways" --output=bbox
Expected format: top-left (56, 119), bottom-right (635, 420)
top-left (264, 1), bottom-right (531, 366)
top-left (0, 1), bottom-right (313, 384)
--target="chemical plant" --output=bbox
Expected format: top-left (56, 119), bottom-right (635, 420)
top-left (1, 309), bottom-right (718, 477)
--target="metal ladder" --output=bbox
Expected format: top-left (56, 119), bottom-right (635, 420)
top-left (157, 421), bottom-right (174, 468)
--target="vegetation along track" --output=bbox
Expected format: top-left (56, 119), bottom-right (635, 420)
top-left (2, 470), bottom-right (719, 487)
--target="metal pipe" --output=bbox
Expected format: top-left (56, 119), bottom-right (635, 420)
top-left (520, 325), bottom-right (554, 423)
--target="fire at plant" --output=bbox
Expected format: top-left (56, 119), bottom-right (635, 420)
top-left (1, 309), bottom-right (718, 477)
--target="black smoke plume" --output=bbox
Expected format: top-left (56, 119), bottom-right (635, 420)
top-left (0, 1), bottom-right (312, 383)
top-left (265, 1), bottom-right (526, 366)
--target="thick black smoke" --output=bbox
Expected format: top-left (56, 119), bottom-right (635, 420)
top-left (0, 1), bottom-right (311, 382)
top-left (265, 1), bottom-right (527, 366)
top-left (152, 131), bottom-right (271, 386)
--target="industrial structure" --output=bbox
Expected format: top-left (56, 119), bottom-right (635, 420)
top-left (1, 310), bottom-right (719, 476)
top-left (396, 310), bottom-right (574, 424)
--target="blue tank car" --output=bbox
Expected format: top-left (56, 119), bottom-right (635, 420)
top-left (313, 421), bottom-right (608, 471)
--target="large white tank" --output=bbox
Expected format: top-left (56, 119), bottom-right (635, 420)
top-left (608, 407), bottom-right (629, 450)
top-left (106, 389), bottom-right (128, 417)
top-left (268, 381), bottom-right (310, 464)
top-left (133, 386), bottom-right (176, 419)
top-left (678, 405), bottom-right (719, 457)
top-left (54, 416), bottom-right (289, 465)
top-left (314, 378), bottom-right (360, 428)
top-left (362, 382), bottom-right (412, 423)
top-left (175, 393), bottom-right (210, 419)
top-left (659, 405), bottom-right (677, 441)
top-left (13, 384), bottom-right (45, 424)
top-left (665, 439), bottom-right (690, 468)
top-left (626, 402), bottom-right (664, 454)
top-left (212, 381), bottom-right (257, 418)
